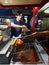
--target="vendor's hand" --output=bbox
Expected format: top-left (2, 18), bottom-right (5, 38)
top-left (22, 25), bottom-right (26, 29)
top-left (22, 25), bottom-right (29, 32)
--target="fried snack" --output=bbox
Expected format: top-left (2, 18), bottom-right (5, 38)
top-left (11, 39), bottom-right (24, 46)
top-left (15, 39), bottom-right (24, 45)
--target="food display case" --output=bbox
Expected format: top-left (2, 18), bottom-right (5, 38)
top-left (0, 17), bottom-right (11, 41)
top-left (0, 18), bottom-right (14, 64)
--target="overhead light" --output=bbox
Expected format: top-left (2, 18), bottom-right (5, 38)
top-left (5, 0), bottom-right (8, 3)
top-left (44, 7), bottom-right (49, 14)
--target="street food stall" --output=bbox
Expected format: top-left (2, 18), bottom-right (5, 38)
top-left (0, 1), bottom-right (49, 65)
top-left (0, 24), bottom-right (48, 65)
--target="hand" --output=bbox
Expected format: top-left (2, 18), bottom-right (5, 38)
top-left (22, 25), bottom-right (26, 29)
top-left (22, 25), bottom-right (29, 32)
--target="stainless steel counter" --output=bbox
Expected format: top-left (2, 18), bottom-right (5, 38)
top-left (0, 38), bottom-right (14, 64)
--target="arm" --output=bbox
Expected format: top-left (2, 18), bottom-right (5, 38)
top-left (3, 19), bottom-right (28, 29)
top-left (22, 25), bottom-right (30, 32)
top-left (9, 20), bottom-right (28, 29)
top-left (11, 22), bottom-right (22, 28)
top-left (3, 19), bottom-right (22, 28)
